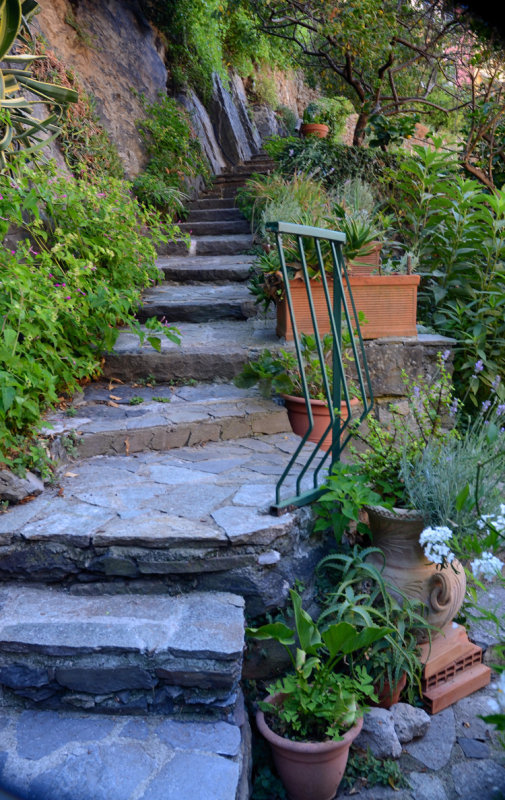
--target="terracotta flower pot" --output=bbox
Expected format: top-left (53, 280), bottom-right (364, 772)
top-left (372, 672), bottom-right (407, 709)
top-left (276, 275), bottom-right (420, 341)
top-left (300, 122), bottom-right (329, 138)
top-left (283, 394), bottom-right (359, 451)
top-left (365, 505), bottom-right (467, 640)
top-left (256, 703), bottom-right (363, 800)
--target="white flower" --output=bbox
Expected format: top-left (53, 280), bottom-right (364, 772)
top-left (419, 526), bottom-right (455, 566)
top-left (471, 551), bottom-right (504, 582)
top-left (477, 505), bottom-right (505, 535)
top-left (489, 672), bottom-right (505, 714)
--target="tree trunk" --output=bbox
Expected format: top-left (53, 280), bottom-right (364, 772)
top-left (352, 111), bottom-right (369, 146)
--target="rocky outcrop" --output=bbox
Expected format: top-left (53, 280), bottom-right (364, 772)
top-left (208, 73), bottom-right (261, 166)
top-left (36, 0), bottom-right (167, 178)
top-left (177, 89), bottom-right (227, 176)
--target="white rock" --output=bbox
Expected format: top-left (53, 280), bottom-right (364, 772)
top-left (355, 707), bottom-right (402, 759)
top-left (391, 702), bottom-right (431, 743)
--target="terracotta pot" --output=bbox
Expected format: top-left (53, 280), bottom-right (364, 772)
top-left (347, 241), bottom-right (383, 276)
top-left (300, 122), bottom-right (329, 139)
top-left (372, 672), bottom-right (407, 709)
top-left (283, 394), bottom-right (359, 451)
top-left (365, 505), bottom-right (467, 640)
top-left (346, 275), bottom-right (420, 338)
top-left (257, 701), bottom-right (363, 800)
top-left (276, 275), bottom-right (420, 341)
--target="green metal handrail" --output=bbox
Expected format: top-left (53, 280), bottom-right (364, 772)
top-left (267, 221), bottom-right (374, 513)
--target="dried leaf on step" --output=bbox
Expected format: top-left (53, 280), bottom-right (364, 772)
top-left (125, 438), bottom-right (130, 455)
top-left (107, 401), bottom-right (120, 408)
top-left (64, 472), bottom-right (79, 478)
top-left (109, 394), bottom-right (121, 401)
top-left (57, 487), bottom-right (64, 497)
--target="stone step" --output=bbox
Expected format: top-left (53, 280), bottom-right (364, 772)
top-left (159, 234), bottom-right (253, 258)
top-left (104, 319), bottom-right (279, 382)
top-left (189, 197), bottom-right (238, 211)
top-left (0, 704), bottom-right (250, 800)
top-left (0, 434), bottom-right (320, 615)
top-left (157, 255), bottom-right (254, 283)
top-left (137, 283), bottom-right (257, 323)
top-left (177, 220), bottom-right (250, 237)
top-left (199, 185), bottom-right (244, 199)
top-left (188, 207), bottom-right (243, 222)
top-left (44, 381), bottom-right (290, 459)
top-left (0, 585), bottom-right (244, 717)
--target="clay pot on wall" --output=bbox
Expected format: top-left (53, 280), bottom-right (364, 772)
top-left (364, 505), bottom-right (467, 640)
top-left (347, 241), bottom-right (383, 276)
top-left (300, 122), bottom-right (329, 138)
top-left (283, 394), bottom-right (359, 451)
top-left (257, 702), bottom-right (363, 800)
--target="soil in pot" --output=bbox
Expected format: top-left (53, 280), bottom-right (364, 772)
top-left (256, 704), bottom-right (363, 800)
top-left (283, 395), bottom-right (359, 451)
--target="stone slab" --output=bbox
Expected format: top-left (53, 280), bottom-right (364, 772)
top-left (0, 708), bottom-right (248, 800)
top-left (405, 707), bottom-right (456, 769)
top-left (0, 586), bottom-right (244, 659)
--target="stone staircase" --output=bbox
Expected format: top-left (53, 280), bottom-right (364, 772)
top-left (0, 154), bottom-right (321, 800)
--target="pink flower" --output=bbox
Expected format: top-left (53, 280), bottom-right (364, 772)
top-left (65, 296), bottom-right (71, 300)
top-left (97, 193), bottom-right (106, 197)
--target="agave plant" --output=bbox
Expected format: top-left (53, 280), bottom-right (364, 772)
top-left (0, 0), bottom-right (78, 168)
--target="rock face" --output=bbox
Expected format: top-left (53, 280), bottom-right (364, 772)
top-left (208, 73), bottom-right (261, 165)
top-left (178, 90), bottom-right (227, 176)
top-left (36, 0), bottom-right (168, 178)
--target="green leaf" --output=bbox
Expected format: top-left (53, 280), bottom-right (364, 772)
top-left (147, 336), bottom-right (161, 352)
top-left (454, 484), bottom-right (470, 512)
top-left (290, 589), bottom-right (322, 655)
top-left (245, 622), bottom-right (295, 645)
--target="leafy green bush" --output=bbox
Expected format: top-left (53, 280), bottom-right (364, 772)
top-left (0, 158), bottom-right (181, 475)
top-left (133, 92), bottom-right (208, 214)
top-left (388, 142), bottom-right (505, 406)
top-left (264, 136), bottom-right (398, 195)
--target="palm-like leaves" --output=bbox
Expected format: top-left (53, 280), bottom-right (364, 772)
top-left (0, 0), bottom-right (77, 168)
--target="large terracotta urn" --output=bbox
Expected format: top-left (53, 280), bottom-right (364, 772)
top-left (365, 506), bottom-right (466, 640)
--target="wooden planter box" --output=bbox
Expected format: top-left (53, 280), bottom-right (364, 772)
top-left (276, 275), bottom-right (420, 340)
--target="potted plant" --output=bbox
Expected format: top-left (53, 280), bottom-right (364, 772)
top-left (300, 97), bottom-right (354, 142)
top-left (247, 589), bottom-right (391, 800)
top-left (234, 333), bottom-right (359, 450)
top-left (316, 540), bottom-right (429, 707)
top-left (300, 102), bottom-right (330, 138)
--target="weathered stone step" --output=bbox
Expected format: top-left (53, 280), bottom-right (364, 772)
top-left (159, 234), bottom-right (253, 258)
top-left (0, 586), bottom-right (245, 716)
top-left (104, 319), bottom-right (279, 382)
top-left (177, 219), bottom-right (250, 237)
top-left (189, 197), bottom-right (237, 211)
top-left (0, 434), bottom-right (320, 615)
top-left (200, 185), bottom-right (244, 199)
top-left (137, 283), bottom-right (257, 323)
top-left (222, 163), bottom-right (273, 175)
top-left (157, 255), bottom-right (254, 283)
top-left (0, 705), bottom-right (250, 800)
top-left (188, 207), bottom-right (243, 222)
top-left (44, 381), bottom-right (290, 459)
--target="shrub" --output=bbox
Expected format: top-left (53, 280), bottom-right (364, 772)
top-left (0, 158), bottom-right (181, 475)
top-left (133, 92), bottom-right (209, 214)
top-left (264, 136), bottom-right (398, 195)
top-left (388, 141), bottom-right (505, 407)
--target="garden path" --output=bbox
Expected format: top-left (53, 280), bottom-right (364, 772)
top-left (0, 154), bottom-right (318, 800)
top-left (1, 156), bottom-right (504, 799)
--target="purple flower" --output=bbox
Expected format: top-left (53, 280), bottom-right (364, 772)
top-left (413, 385), bottom-right (421, 398)
top-left (288, 149), bottom-right (295, 156)
top-left (10, 250), bottom-right (15, 255)
top-left (65, 296), bottom-right (71, 300)
top-left (442, 349), bottom-right (450, 361)
top-left (497, 404), bottom-right (505, 416)
top-left (449, 399), bottom-right (459, 417)
top-left (482, 400), bottom-right (491, 412)
top-left (474, 360), bottom-right (484, 374)
top-left (492, 376), bottom-right (501, 390)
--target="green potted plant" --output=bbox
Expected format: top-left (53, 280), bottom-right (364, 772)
top-left (300, 97), bottom-right (354, 142)
top-left (316, 543), bottom-right (429, 707)
top-left (247, 589), bottom-right (391, 800)
top-left (300, 101), bottom-right (331, 138)
top-left (235, 333), bottom-right (359, 450)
